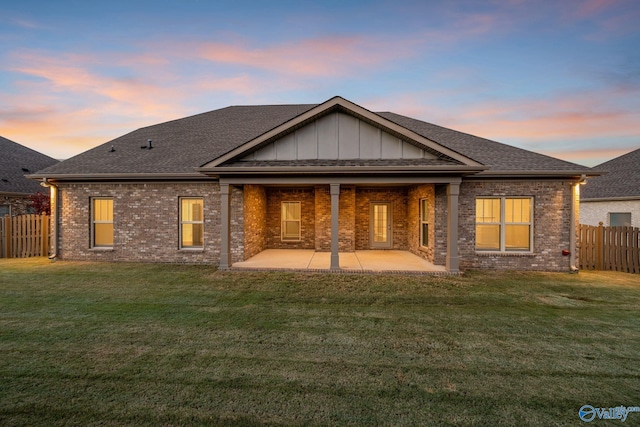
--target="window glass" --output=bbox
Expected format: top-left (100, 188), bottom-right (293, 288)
top-left (609, 213), bottom-right (631, 227)
top-left (181, 198), bottom-right (204, 248)
top-left (476, 224), bottom-right (500, 250)
top-left (92, 198), bottom-right (113, 247)
top-left (420, 198), bottom-right (429, 247)
top-left (281, 202), bottom-right (301, 241)
top-left (476, 197), bottom-right (532, 252)
top-left (476, 198), bottom-right (500, 223)
top-left (0, 205), bottom-right (10, 216)
top-left (506, 224), bottom-right (530, 251)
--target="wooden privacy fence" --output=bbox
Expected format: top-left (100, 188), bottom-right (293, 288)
top-left (579, 223), bottom-right (640, 273)
top-left (1, 214), bottom-right (50, 258)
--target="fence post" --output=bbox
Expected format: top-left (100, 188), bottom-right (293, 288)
top-left (4, 215), bottom-right (11, 259)
top-left (596, 221), bottom-right (604, 270)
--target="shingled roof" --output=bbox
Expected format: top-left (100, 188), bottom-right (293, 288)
top-left (581, 147), bottom-right (640, 200)
top-left (0, 136), bottom-right (59, 195)
top-left (33, 97), bottom-right (591, 178)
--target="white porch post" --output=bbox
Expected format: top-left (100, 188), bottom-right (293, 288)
top-left (330, 183), bottom-right (340, 270)
top-left (446, 182), bottom-right (460, 272)
top-left (220, 183), bottom-right (231, 270)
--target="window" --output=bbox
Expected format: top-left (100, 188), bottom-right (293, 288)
top-left (281, 201), bottom-right (301, 241)
top-left (92, 198), bottom-right (113, 247)
top-left (0, 205), bottom-right (10, 217)
top-left (476, 197), bottom-right (532, 252)
top-left (420, 198), bottom-right (429, 247)
top-left (610, 212), bottom-right (631, 227)
top-left (180, 198), bottom-right (204, 248)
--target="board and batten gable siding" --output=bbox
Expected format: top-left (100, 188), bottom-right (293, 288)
top-left (243, 112), bottom-right (436, 161)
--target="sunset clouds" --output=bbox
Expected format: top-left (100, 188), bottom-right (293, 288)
top-left (0, 0), bottom-right (638, 165)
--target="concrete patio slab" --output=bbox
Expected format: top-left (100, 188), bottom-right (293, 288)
top-left (231, 249), bottom-right (446, 273)
top-left (232, 249), bottom-right (315, 269)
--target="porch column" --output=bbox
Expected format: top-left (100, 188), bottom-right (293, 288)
top-left (220, 183), bottom-right (231, 270)
top-left (446, 182), bottom-right (460, 272)
top-left (330, 183), bottom-right (340, 270)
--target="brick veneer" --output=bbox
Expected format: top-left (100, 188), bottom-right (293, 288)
top-left (54, 182), bottom-right (242, 264)
top-left (53, 179), bottom-right (577, 271)
top-left (354, 188), bottom-right (408, 250)
top-left (1, 194), bottom-right (39, 216)
top-left (314, 185), bottom-right (356, 252)
top-left (265, 187), bottom-right (315, 249)
top-left (454, 179), bottom-right (574, 271)
top-left (243, 184), bottom-right (266, 259)
top-left (407, 184), bottom-right (435, 262)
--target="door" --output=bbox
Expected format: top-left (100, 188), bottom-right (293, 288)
top-left (370, 202), bottom-right (392, 249)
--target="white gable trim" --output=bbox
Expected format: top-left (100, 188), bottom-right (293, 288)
top-left (202, 97), bottom-right (483, 168)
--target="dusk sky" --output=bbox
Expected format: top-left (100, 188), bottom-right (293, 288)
top-left (1, 0), bottom-right (639, 166)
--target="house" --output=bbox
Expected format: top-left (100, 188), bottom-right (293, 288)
top-left (30, 96), bottom-right (593, 272)
top-left (0, 136), bottom-right (59, 216)
top-left (580, 147), bottom-right (640, 228)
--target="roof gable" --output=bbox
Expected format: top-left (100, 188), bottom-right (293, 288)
top-left (240, 111), bottom-right (439, 162)
top-left (203, 97), bottom-right (482, 168)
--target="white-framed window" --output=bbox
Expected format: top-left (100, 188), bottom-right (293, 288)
top-left (609, 212), bottom-right (631, 227)
top-left (419, 198), bottom-right (429, 247)
top-left (180, 198), bottom-right (204, 248)
top-left (0, 204), bottom-right (10, 217)
top-left (476, 197), bottom-right (533, 252)
top-left (91, 198), bottom-right (113, 248)
top-left (281, 201), bottom-right (301, 241)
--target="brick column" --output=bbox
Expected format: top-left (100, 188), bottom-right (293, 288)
top-left (446, 182), bottom-right (460, 272)
top-left (330, 183), bottom-right (340, 270)
top-left (220, 183), bottom-right (231, 269)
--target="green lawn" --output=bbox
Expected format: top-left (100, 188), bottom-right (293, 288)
top-left (1, 259), bottom-right (639, 426)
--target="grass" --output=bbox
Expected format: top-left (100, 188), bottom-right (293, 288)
top-left (1, 258), bottom-right (639, 426)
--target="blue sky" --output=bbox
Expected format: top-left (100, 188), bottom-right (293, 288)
top-left (1, 0), bottom-right (639, 166)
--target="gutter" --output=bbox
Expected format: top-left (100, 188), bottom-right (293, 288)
top-left (39, 178), bottom-right (58, 260)
top-left (197, 165), bottom-right (488, 175)
top-left (27, 173), bottom-right (208, 181)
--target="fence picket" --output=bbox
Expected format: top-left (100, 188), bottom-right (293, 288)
top-left (580, 223), bottom-right (640, 274)
top-left (0, 214), bottom-right (50, 259)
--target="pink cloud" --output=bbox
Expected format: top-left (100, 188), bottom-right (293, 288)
top-left (194, 35), bottom-right (413, 78)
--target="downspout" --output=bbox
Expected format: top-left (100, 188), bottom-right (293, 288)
top-left (41, 178), bottom-right (58, 260)
top-left (569, 174), bottom-right (587, 273)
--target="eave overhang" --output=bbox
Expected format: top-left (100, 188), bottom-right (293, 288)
top-left (581, 196), bottom-right (640, 202)
top-left (198, 165), bottom-right (487, 177)
top-left (469, 170), bottom-right (600, 179)
top-left (26, 173), bottom-right (211, 183)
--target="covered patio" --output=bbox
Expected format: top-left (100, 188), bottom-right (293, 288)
top-left (231, 249), bottom-right (447, 273)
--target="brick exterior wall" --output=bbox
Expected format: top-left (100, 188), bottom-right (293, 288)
top-left (52, 179), bottom-right (576, 272)
top-left (354, 188), bottom-right (408, 250)
top-left (243, 184), bottom-right (266, 259)
top-left (55, 182), bottom-right (227, 264)
top-left (456, 180), bottom-right (574, 271)
top-left (1, 195), bottom-right (36, 216)
top-left (265, 187), bottom-right (315, 249)
top-left (580, 199), bottom-right (640, 228)
top-left (407, 184), bottom-right (435, 262)
top-left (314, 185), bottom-right (356, 252)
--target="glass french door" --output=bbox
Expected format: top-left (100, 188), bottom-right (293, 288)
top-left (370, 202), bottom-right (392, 249)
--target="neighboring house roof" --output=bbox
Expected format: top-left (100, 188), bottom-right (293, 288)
top-left (32, 96), bottom-right (591, 179)
top-left (0, 136), bottom-right (59, 195)
top-left (581, 147), bottom-right (640, 200)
